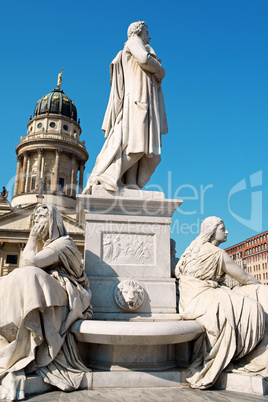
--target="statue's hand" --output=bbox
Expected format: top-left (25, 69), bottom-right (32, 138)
top-left (154, 67), bottom-right (165, 83)
top-left (30, 222), bottom-right (48, 241)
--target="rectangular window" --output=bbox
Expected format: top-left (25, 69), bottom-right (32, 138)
top-left (31, 176), bottom-right (36, 190)
top-left (59, 178), bottom-right (65, 192)
top-left (6, 255), bottom-right (18, 265)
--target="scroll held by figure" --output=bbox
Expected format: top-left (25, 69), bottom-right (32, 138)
top-left (83, 21), bottom-right (168, 193)
top-left (0, 204), bottom-right (92, 400)
top-left (175, 216), bottom-right (268, 390)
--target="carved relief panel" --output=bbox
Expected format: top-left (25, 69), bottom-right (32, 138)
top-left (102, 233), bottom-right (155, 265)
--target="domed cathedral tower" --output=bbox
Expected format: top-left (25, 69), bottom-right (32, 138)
top-left (12, 71), bottom-right (88, 211)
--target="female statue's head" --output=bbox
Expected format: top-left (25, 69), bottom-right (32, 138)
top-left (32, 204), bottom-right (67, 243)
top-left (127, 21), bottom-right (148, 39)
top-left (200, 216), bottom-right (224, 243)
top-left (175, 217), bottom-right (227, 277)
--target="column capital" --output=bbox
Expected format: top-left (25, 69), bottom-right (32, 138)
top-left (18, 242), bottom-right (26, 250)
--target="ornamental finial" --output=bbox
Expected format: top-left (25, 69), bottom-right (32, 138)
top-left (57, 68), bottom-right (64, 89)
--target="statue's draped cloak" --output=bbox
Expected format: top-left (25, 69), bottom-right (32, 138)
top-left (0, 225), bottom-right (92, 398)
top-left (85, 36), bottom-right (168, 192)
top-left (177, 242), bottom-right (268, 389)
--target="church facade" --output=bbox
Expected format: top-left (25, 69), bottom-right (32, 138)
top-left (0, 76), bottom-right (88, 276)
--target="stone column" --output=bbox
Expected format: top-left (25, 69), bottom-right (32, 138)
top-left (14, 156), bottom-right (22, 196)
top-left (40, 151), bottom-right (45, 180)
top-left (70, 154), bottom-right (76, 196)
top-left (20, 153), bottom-right (28, 193)
top-left (18, 243), bottom-right (26, 268)
top-left (52, 149), bottom-right (61, 192)
top-left (78, 162), bottom-right (85, 194)
top-left (0, 242), bottom-right (4, 277)
top-left (25, 155), bottom-right (31, 193)
top-left (36, 149), bottom-right (43, 190)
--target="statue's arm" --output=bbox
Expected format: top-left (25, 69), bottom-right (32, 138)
top-left (21, 227), bottom-right (59, 269)
top-left (222, 251), bottom-right (260, 285)
top-left (126, 37), bottom-right (165, 82)
top-left (21, 247), bottom-right (59, 268)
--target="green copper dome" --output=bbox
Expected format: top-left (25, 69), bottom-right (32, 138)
top-left (34, 88), bottom-right (77, 122)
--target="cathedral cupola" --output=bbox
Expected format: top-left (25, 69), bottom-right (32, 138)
top-left (12, 71), bottom-right (89, 211)
top-left (34, 70), bottom-right (78, 122)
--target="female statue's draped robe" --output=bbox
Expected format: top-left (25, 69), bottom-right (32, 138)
top-left (0, 205), bottom-right (92, 400)
top-left (177, 242), bottom-right (268, 389)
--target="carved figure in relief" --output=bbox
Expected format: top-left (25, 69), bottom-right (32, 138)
top-left (83, 21), bottom-right (167, 193)
top-left (0, 204), bottom-right (92, 400)
top-left (115, 280), bottom-right (145, 311)
top-left (175, 216), bottom-right (268, 389)
top-left (103, 234), bottom-right (114, 261)
top-left (103, 234), bottom-right (153, 264)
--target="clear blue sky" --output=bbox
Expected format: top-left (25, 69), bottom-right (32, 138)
top-left (0, 0), bottom-right (267, 255)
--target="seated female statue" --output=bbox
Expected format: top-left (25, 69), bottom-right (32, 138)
top-left (175, 216), bottom-right (268, 389)
top-left (0, 204), bottom-right (92, 400)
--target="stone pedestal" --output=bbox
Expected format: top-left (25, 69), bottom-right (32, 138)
top-left (77, 189), bottom-right (183, 374)
top-left (78, 189), bottom-right (182, 320)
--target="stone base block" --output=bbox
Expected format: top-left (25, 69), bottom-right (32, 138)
top-left (89, 277), bottom-right (176, 315)
top-left (215, 371), bottom-right (268, 395)
top-left (91, 369), bottom-right (187, 389)
top-left (24, 375), bottom-right (56, 395)
top-left (23, 370), bottom-right (268, 397)
top-left (23, 372), bottom-right (92, 397)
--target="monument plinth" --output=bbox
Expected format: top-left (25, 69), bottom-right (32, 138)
top-left (78, 190), bottom-right (182, 319)
top-left (75, 190), bottom-right (202, 381)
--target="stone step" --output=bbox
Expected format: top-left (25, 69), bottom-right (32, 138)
top-left (23, 370), bottom-right (268, 397)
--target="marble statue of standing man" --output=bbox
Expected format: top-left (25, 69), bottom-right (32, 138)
top-left (83, 21), bottom-right (168, 193)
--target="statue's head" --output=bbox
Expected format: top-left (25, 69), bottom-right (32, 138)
top-left (200, 216), bottom-right (227, 244)
top-left (32, 204), bottom-right (67, 243)
top-left (127, 21), bottom-right (150, 44)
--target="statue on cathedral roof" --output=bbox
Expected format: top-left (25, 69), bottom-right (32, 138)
top-left (0, 187), bottom-right (8, 200)
top-left (57, 68), bottom-right (64, 89)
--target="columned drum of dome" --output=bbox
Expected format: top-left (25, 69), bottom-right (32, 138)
top-left (12, 76), bottom-right (88, 211)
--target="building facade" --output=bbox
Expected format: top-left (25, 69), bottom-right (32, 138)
top-left (225, 231), bottom-right (268, 285)
top-left (12, 82), bottom-right (88, 210)
top-left (0, 75), bottom-right (88, 276)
